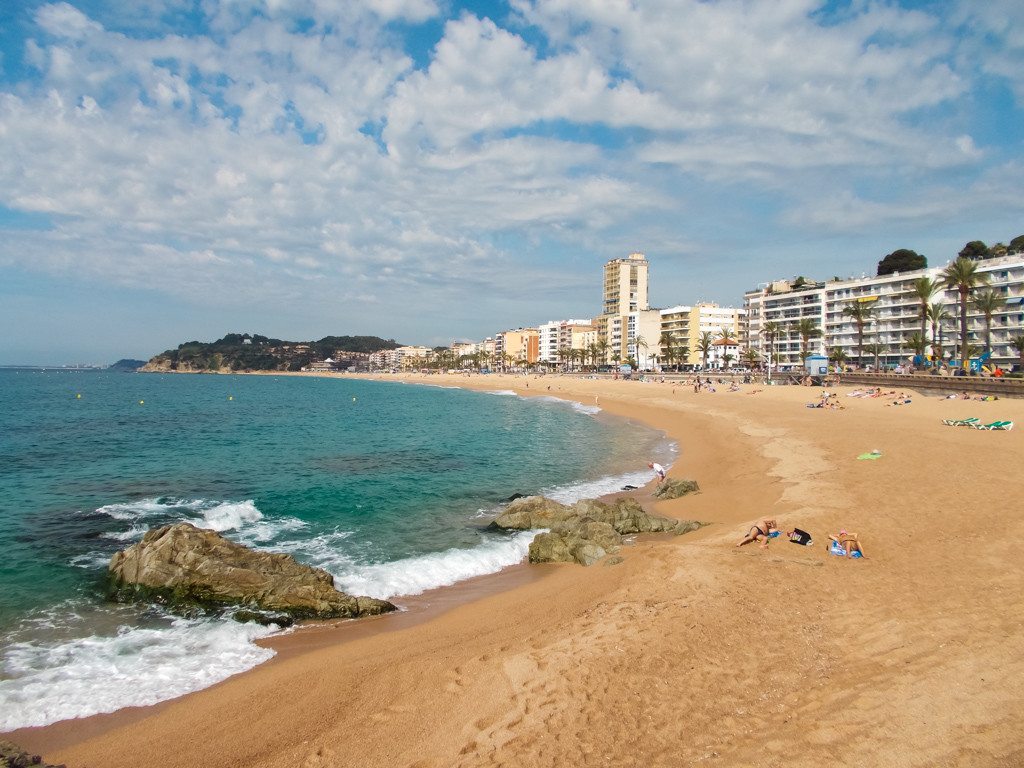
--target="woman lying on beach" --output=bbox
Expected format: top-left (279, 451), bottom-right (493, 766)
top-left (736, 517), bottom-right (778, 549)
top-left (828, 530), bottom-right (866, 558)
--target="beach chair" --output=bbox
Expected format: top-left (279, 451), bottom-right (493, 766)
top-left (941, 417), bottom-right (977, 426)
top-left (971, 420), bottom-right (1014, 431)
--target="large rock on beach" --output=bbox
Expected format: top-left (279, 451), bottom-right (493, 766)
top-left (496, 495), bottom-right (708, 566)
top-left (0, 740), bottom-right (65, 768)
top-left (529, 520), bottom-right (622, 566)
top-left (492, 495), bottom-right (573, 529)
top-left (652, 478), bottom-right (701, 500)
top-left (108, 523), bottom-right (396, 621)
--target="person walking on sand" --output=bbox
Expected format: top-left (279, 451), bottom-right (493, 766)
top-left (648, 462), bottom-right (667, 481)
top-left (736, 517), bottom-right (778, 549)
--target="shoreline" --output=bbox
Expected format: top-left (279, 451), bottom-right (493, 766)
top-left (9, 372), bottom-right (1024, 767)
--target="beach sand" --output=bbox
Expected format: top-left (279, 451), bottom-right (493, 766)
top-left (9, 374), bottom-right (1024, 767)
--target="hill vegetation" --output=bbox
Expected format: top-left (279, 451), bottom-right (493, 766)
top-left (144, 333), bottom-right (400, 372)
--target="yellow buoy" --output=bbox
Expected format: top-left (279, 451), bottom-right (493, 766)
top-left (76, 393), bottom-right (82, 399)
top-left (139, 400), bottom-right (144, 405)
top-left (352, 397), bottom-right (357, 402)
top-left (228, 395), bottom-right (233, 401)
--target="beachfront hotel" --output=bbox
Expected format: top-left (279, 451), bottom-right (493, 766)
top-left (744, 254), bottom-right (1024, 369)
top-left (660, 303), bottom-right (743, 367)
top-left (600, 252), bottom-right (650, 363)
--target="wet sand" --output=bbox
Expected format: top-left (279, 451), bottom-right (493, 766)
top-left (9, 373), bottom-right (1024, 767)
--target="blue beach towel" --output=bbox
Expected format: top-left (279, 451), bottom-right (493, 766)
top-left (829, 541), bottom-right (862, 558)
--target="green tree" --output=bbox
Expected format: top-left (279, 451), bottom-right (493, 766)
top-left (1009, 234), bottom-right (1024, 254)
top-left (842, 302), bottom-right (873, 368)
top-left (863, 342), bottom-right (884, 371)
top-left (906, 332), bottom-right (928, 358)
top-left (926, 302), bottom-right (950, 364)
top-left (877, 249), bottom-right (926, 276)
top-left (911, 276), bottom-right (938, 360)
top-left (958, 240), bottom-right (990, 260)
top-left (1010, 335), bottom-right (1024, 369)
top-left (762, 321), bottom-right (781, 375)
top-left (696, 331), bottom-right (715, 370)
top-left (795, 318), bottom-right (822, 362)
top-left (742, 348), bottom-right (760, 369)
top-left (658, 332), bottom-right (675, 370)
top-left (828, 347), bottom-right (848, 369)
top-left (971, 290), bottom-right (1005, 357)
top-left (596, 338), bottom-right (610, 367)
top-left (942, 257), bottom-right (989, 366)
top-left (633, 334), bottom-right (649, 370)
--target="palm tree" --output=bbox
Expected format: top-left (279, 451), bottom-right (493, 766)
top-left (596, 339), bottom-right (610, 368)
top-left (906, 332), bottom-right (928, 360)
top-left (842, 302), bottom-right (873, 369)
top-left (696, 331), bottom-right (715, 370)
top-left (863, 342), bottom-right (884, 372)
top-left (761, 321), bottom-right (781, 375)
top-left (828, 347), bottom-right (848, 370)
top-left (942, 257), bottom-right (989, 367)
top-left (795, 318), bottom-right (822, 362)
top-left (722, 353), bottom-right (735, 369)
top-left (911, 277), bottom-right (938, 359)
top-left (633, 334), bottom-right (649, 370)
top-left (659, 332), bottom-right (675, 371)
top-left (586, 343), bottom-right (599, 370)
top-left (971, 289), bottom-right (1005, 359)
top-left (1010, 335), bottom-right (1024, 370)
top-left (926, 302), bottom-right (950, 365)
top-left (742, 348), bottom-right (760, 370)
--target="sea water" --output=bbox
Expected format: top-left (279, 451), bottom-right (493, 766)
top-left (0, 370), bottom-right (673, 730)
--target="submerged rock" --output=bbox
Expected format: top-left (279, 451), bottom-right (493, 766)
top-left (652, 478), bottom-right (700, 499)
top-left (109, 523), bottom-right (396, 621)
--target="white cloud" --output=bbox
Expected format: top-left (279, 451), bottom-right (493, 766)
top-left (0, 0), bottom-right (1021, 353)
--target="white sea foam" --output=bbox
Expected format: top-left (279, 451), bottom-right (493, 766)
top-left (198, 500), bottom-right (263, 532)
top-left (485, 389), bottom-right (518, 396)
top-left (0, 617), bottom-right (280, 731)
top-left (328, 530), bottom-right (538, 600)
top-left (543, 468), bottom-right (658, 504)
top-left (531, 394), bottom-right (601, 415)
top-left (94, 497), bottom-right (280, 539)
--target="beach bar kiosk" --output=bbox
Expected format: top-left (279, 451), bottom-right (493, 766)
top-left (805, 355), bottom-right (828, 377)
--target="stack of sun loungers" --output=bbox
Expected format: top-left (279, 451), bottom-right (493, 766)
top-left (941, 417), bottom-right (1014, 430)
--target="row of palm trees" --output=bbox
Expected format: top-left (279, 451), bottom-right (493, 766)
top-left (764, 257), bottom-right (1024, 371)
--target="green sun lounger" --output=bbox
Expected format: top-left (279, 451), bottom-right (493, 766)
top-left (942, 417), bottom-right (978, 426)
top-left (971, 420), bottom-right (1014, 431)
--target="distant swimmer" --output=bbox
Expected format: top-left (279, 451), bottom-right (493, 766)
top-left (648, 462), bottom-right (667, 481)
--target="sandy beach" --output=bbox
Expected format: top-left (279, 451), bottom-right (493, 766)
top-left (9, 373), bottom-right (1024, 767)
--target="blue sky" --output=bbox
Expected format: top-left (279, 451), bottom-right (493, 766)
top-left (1, 0), bottom-right (1022, 364)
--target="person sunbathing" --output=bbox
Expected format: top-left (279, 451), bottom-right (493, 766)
top-left (828, 529), bottom-right (865, 558)
top-left (736, 517), bottom-right (778, 549)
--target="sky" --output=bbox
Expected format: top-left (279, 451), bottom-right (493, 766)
top-left (1, 0), bottom-right (1022, 364)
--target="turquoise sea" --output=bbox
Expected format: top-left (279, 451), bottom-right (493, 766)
top-left (0, 370), bottom-right (672, 730)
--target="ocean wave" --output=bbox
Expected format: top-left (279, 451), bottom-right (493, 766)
top-left (328, 530), bottom-right (538, 600)
top-left (0, 616), bottom-right (280, 731)
top-left (531, 394), bottom-right (601, 416)
top-left (485, 389), bottom-right (518, 396)
top-left (94, 497), bottom-right (272, 536)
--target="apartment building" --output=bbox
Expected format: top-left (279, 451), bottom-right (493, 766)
top-left (538, 319), bottom-right (593, 364)
top-left (602, 252), bottom-right (650, 362)
top-left (660, 302), bottom-right (743, 366)
top-left (743, 280), bottom-right (827, 368)
top-left (495, 328), bottom-right (539, 365)
top-left (745, 255), bottom-right (1024, 369)
top-left (825, 255), bottom-right (1024, 369)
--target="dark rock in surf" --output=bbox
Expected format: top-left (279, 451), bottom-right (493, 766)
top-left (108, 522), bottom-right (396, 621)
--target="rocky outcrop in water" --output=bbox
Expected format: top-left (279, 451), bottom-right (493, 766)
top-left (494, 496), bottom-right (707, 566)
top-left (0, 740), bottom-right (65, 768)
top-left (109, 523), bottom-right (396, 622)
